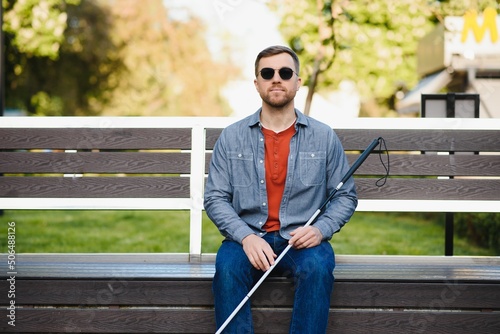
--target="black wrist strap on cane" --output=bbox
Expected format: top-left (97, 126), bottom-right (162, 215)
top-left (375, 137), bottom-right (389, 187)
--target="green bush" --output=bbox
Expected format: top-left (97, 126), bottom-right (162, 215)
top-left (455, 213), bottom-right (500, 254)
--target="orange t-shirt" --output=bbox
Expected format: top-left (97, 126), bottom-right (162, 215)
top-left (261, 123), bottom-right (296, 232)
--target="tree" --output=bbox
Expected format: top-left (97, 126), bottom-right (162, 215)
top-left (4, 0), bottom-right (121, 115)
top-left (279, 0), bottom-right (337, 116)
top-left (96, 0), bottom-right (239, 116)
top-left (269, 0), bottom-right (498, 116)
top-left (3, 0), bottom-right (238, 116)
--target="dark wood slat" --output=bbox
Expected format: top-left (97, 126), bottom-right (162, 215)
top-left (0, 177), bottom-right (190, 198)
top-left (4, 280), bottom-right (498, 309)
top-left (335, 129), bottom-right (500, 152)
top-left (0, 152), bottom-right (191, 174)
top-left (10, 175), bottom-right (499, 201)
top-left (1, 280), bottom-right (214, 306)
top-left (206, 128), bottom-right (500, 152)
top-left (205, 152), bottom-right (211, 173)
top-left (348, 154), bottom-right (500, 177)
top-left (330, 310), bottom-right (500, 334)
top-left (0, 308), bottom-right (217, 333)
top-left (205, 128), bottom-right (222, 149)
top-left (330, 282), bottom-right (500, 309)
top-left (0, 128), bottom-right (192, 150)
top-left (355, 178), bottom-right (500, 201)
top-left (205, 153), bottom-right (500, 176)
top-left (0, 308), bottom-right (498, 333)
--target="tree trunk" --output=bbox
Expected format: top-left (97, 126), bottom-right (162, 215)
top-left (304, 58), bottom-right (321, 116)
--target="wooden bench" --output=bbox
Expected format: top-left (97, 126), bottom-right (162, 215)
top-left (0, 116), bottom-right (499, 333)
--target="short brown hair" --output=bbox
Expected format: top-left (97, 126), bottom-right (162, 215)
top-left (254, 45), bottom-right (300, 77)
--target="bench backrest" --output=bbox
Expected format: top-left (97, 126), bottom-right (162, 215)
top-left (1, 116), bottom-right (499, 257)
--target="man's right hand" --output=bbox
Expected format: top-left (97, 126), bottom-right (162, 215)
top-left (242, 234), bottom-right (277, 271)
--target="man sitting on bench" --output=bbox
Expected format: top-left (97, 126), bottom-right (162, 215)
top-left (204, 45), bottom-right (357, 333)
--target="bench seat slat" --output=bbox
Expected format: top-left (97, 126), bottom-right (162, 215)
top-left (5, 280), bottom-right (498, 309)
top-left (356, 178), bottom-right (500, 200)
top-left (1, 308), bottom-right (498, 333)
top-left (4, 178), bottom-right (495, 201)
top-left (205, 128), bottom-right (500, 152)
top-left (335, 129), bottom-right (500, 152)
top-left (0, 152), bottom-right (191, 174)
top-left (0, 128), bottom-right (192, 150)
top-left (348, 154), bottom-right (500, 177)
top-left (205, 152), bottom-right (500, 177)
top-left (0, 177), bottom-right (190, 198)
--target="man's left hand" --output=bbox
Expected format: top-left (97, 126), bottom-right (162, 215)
top-left (289, 226), bottom-right (323, 249)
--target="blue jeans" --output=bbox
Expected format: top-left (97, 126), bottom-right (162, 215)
top-left (213, 232), bottom-right (335, 333)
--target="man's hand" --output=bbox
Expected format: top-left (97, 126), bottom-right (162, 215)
top-left (242, 234), bottom-right (277, 271)
top-left (289, 226), bottom-right (323, 249)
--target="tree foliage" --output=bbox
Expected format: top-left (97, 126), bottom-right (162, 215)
top-left (3, 0), bottom-right (238, 116)
top-left (95, 0), bottom-right (238, 116)
top-left (270, 0), bottom-right (498, 116)
top-left (3, 0), bottom-right (80, 59)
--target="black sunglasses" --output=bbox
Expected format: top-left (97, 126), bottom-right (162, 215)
top-left (259, 67), bottom-right (297, 80)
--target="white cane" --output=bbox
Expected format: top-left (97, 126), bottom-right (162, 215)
top-left (215, 137), bottom-right (383, 334)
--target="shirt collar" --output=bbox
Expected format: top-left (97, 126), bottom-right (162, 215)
top-left (247, 108), bottom-right (309, 128)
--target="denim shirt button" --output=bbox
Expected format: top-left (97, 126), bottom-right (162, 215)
top-left (262, 202), bottom-right (266, 206)
top-left (259, 221), bottom-right (263, 225)
top-left (260, 179), bottom-right (264, 184)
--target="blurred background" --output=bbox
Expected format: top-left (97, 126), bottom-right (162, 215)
top-left (3, 0), bottom-right (499, 120)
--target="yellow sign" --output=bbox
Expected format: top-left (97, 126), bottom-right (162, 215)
top-left (461, 7), bottom-right (498, 43)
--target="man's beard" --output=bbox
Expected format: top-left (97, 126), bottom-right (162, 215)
top-left (261, 89), bottom-right (295, 109)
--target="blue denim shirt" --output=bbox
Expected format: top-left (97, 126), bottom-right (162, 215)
top-left (204, 109), bottom-right (357, 244)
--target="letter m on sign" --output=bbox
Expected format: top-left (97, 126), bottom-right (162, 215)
top-left (461, 7), bottom-right (498, 43)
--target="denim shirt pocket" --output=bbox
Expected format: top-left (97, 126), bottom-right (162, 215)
top-left (299, 151), bottom-right (326, 186)
top-left (228, 151), bottom-right (254, 187)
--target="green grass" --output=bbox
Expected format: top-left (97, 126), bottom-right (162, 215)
top-left (0, 210), bottom-right (496, 255)
top-left (0, 210), bottom-right (191, 253)
top-left (332, 212), bottom-right (495, 256)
